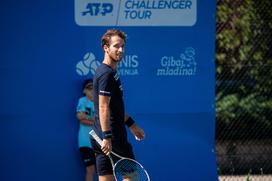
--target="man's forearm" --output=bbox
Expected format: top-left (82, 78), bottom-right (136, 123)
top-left (99, 95), bottom-right (111, 132)
top-left (99, 106), bottom-right (111, 132)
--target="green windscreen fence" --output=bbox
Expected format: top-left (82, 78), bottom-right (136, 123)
top-left (216, 0), bottom-right (272, 180)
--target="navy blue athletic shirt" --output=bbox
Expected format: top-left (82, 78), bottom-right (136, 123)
top-left (93, 63), bottom-right (128, 143)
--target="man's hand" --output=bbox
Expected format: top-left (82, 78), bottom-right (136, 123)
top-left (130, 124), bottom-right (145, 141)
top-left (101, 138), bottom-right (112, 155)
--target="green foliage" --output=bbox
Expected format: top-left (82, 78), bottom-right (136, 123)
top-left (216, 93), bottom-right (238, 123)
top-left (216, 0), bottom-right (272, 134)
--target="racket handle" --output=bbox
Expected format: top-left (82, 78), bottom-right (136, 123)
top-left (89, 130), bottom-right (103, 146)
top-left (89, 130), bottom-right (121, 158)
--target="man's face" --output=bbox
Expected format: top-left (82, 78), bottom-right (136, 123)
top-left (106, 35), bottom-right (125, 62)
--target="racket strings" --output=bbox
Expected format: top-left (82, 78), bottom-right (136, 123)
top-left (114, 159), bottom-right (149, 181)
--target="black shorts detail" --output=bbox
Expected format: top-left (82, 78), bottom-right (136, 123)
top-left (91, 139), bottom-right (135, 176)
top-left (79, 147), bottom-right (96, 167)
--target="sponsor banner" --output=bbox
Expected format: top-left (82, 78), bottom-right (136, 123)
top-left (75, 48), bottom-right (197, 78)
top-left (75, 52), bottom-right (140, 77)
top-left (75, 0), bottom-right (197, 26)
top-left (156, 47), bottom-right (197, 76)
top-left (118, 54), bottom-right (140, 76)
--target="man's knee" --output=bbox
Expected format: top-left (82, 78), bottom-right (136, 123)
top-left (98, 175), bottom-right (114, 181)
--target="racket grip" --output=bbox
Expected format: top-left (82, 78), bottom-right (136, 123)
top-left (89, 130), bottom-right (103, 146)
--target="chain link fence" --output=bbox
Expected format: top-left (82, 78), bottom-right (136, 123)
top-left (215, 0), bottom-right (272, 180)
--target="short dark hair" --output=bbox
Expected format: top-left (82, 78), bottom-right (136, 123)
top-left (82, 78), bottom-right (93, 91)
top-left (101, 29), bottom-right (126, 48)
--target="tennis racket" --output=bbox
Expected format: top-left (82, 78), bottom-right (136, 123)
top-left (89, 130), bottom-right (150, 181)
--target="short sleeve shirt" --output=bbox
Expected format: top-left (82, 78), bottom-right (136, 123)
top-left (93, 63), bottom-right (127, 143)
top-left (76, 96), bottom-right (94, 148)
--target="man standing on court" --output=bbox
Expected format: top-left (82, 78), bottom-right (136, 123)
top-left (92, 29), bottom-right (145, 181)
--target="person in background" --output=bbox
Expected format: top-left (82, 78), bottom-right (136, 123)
top-left (76, 79), bottom-right (96, 181)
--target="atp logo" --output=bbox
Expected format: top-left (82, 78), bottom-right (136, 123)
top-left (75, 0), bottom-right (197, 26)
top-left (76, 52), bottom-right (101, 76)
top-left (82, 3), bottom-right (113, 16)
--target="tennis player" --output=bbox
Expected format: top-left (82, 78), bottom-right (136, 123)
top-left (92, 29), bottom-right (145, 181)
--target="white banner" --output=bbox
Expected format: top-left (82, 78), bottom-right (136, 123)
top-left (75, 0), bottom-right (197, 26)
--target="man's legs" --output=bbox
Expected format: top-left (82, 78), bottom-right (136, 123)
top-left (95, 153), bottom-right (114, 181)
top-left (98, 175), bottom-right (114, 181)
top-left (99, 175), bottom-right (133, 181)
top-left (122, 176), bottom-right (131, 181)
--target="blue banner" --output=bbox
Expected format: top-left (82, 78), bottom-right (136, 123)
top-left (0, 0), bottom-right (217, 180)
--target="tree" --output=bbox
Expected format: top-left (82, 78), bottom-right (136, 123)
top-left (216, 0), bottom-right (272, 139)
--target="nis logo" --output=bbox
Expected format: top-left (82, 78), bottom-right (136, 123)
top-left (81, 3), bottom-right (113, 16)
